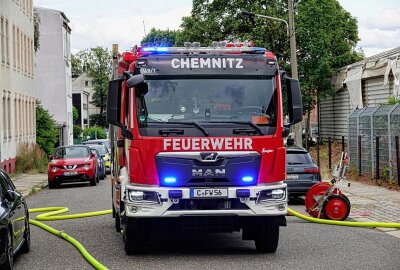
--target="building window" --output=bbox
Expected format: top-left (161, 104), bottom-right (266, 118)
top-left (1, 16), bottom-right (5, 64)
top-left (85, 80), bottom-right (89, 87)
top-left (7, 95), bottom-right (11, 138)
top-left (5, 19), bottom-right (9, 65)
top-left (2, 95), bottom-right (6, 140)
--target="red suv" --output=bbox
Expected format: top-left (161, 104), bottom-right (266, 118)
top-left (48, 145), bottom-right (98, 188)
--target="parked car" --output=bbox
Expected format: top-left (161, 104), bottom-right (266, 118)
top-left (48, 145), bottom-right (99, 188)
top-left (85, 144), bottom-right (111, 174)
top-left (81, 139), bottom-right (111, 153)
top-left (0, 170), bottom-right (30, 269)
top-left (284, 146), bottom-right (321, 197)
top-left (90, 149), bottom-right (106, 180)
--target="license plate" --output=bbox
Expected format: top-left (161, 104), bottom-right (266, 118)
top-left (190, 188), bottom-right (228, 198)
top-left (64, 171), bottom-right (78, 176)
top-left (287, 174), bottom-right (298, 180)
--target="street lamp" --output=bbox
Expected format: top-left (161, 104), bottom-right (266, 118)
top-left (241, 2), bottom-right (302, 147)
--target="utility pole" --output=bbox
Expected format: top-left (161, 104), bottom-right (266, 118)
top-left (288, 0), bottom-right (302, 147)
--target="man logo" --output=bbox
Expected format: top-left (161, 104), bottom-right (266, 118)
top-left (200, 152), bottom-right (218, 161)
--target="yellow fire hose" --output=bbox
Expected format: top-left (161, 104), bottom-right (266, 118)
top-left (29, 207), bottom-right (112, 270)
top-left (28, 207), bottom-right (400, 270)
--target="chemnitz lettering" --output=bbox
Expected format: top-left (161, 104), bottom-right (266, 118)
top-left (171, 58), bottom-right (243, 69)
top-left (163, 138), bottom-right (253, 151)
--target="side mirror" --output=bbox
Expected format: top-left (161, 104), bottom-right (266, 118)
top-left (91, 153), bottom-right (96, 158)
top-left (49, 155), bottom-right (53, 160)
top-left (126, 74), bottom-right (145, 88)
top-left (107, 79), bottom-right (123, 127)
top-left (284, 75), bottom-right (303, 127)
top-left (5, 190), bottom-right (16, 202)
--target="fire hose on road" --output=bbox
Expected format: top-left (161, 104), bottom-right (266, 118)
top-left (28, 206), bottom-right (400, 270)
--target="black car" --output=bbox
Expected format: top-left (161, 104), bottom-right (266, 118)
top-left (0, 170), bottom-right (30, 269)
top-left (284, 146), bottom-right (321, 197)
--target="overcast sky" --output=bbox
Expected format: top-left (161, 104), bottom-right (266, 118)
top-left (34, 0), bottom-right (400, 57)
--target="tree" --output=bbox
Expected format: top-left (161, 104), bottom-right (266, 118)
top-left (141, 28), bottom-right (180, 46)
top-left (36, 100), bottom-right (58, 156)
top-left (295, 0), bottom-right (363, 131)
top-left (178, 0), bottom-right (292, 72)
top-left (71, 54), bottom-right (83, 78)
top-left (83, 126), bottom-right (107, 140)
top-left (75, 47), bottom-right (111, 126)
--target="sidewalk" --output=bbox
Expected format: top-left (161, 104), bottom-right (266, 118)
top-left (341, 179), bottom-right (400, 238)
top-left (11, 173), bottom-right (48, 197)
top-left (9, 173), bottom-right (400, 238)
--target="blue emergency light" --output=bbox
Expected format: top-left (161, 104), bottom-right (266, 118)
top-left (164, 177), bottom-right (177, 184)
top-left (242, 176), bottom-right (254, 182)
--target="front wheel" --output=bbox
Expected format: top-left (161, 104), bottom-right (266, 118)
top-left (48, 180), bottom-right (56, 189)
top-left (254, 221), bottom-right (279, 253)
top-left (123, 220), bottom-right (146, 255)
top-left (1, 229), bottom-right (13, 270)
top-left (90, 177), bottom-right (97, 186)
top-left (21, 217), bottom-right (31, 253)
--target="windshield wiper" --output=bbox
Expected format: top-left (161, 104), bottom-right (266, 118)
top-left (206, 121), bottom-right (264, 135)
top-left (147, 121), bottom-right (209, 137)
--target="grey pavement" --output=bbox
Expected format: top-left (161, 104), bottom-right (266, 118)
top-left (10, 173), bottom-right (400, 238)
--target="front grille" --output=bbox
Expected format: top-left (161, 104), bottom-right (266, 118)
top-left (168, 198), bottom-right (249, 211)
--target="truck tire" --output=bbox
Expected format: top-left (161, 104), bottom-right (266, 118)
top-left (254, 221), bottom-right (279, 253)
top-left (115, 210), bottom-right (121, 233)
top-left (123, 220), bottom-right (146, 255)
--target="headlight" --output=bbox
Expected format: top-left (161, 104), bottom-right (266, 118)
top-left (51, 167), bottom-right (57, 172)
top-left (127, 190), bottom-right (161, 205)
top-left (256, 189), bottom-right (286, 204)
top-left (84, 165), bottom-right (90, 171)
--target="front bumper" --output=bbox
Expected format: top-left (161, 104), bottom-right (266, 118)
top-left (122, 183), bottom-right (288, 218)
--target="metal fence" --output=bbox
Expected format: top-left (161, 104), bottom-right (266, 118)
top-left (348, 104), bottom-right (400, 183)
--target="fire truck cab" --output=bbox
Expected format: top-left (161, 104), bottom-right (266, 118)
top-left (107, 42), bottom-right (303, 255)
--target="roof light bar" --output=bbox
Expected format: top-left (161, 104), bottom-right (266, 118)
top-left (139, 46), bottom-right (266, 54)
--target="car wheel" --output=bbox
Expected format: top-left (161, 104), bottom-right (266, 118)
top-left (96, 172), bottom-right (100, 183)
top-left (48, 180), bottom-right (56, 189)
top-left (1, 229), bottom-right (13, 270)
top-left (123, 220), bottom-right (146, 255)
top-left (21, 217), bottom-right (31, 253)
top-left (254, 221), bottom-right (279, 253)
top-left (90, 177), bottom-right (97, 186)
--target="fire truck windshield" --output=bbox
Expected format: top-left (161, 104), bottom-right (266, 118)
top-left (138, 78), bottom-right (277, 126)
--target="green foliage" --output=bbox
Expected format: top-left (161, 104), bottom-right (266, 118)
top-left (71, 54), bottom-right (83, 78)
top-left (73, 125), bottom-right (82, 139)
top-left (89, 113), bottom-right (107, 127)
top-left (83, 126), bottom-right (107, 140)
top-left (72, 106), bottom-right (79, 124)
top-left (296, 0), bottom-right (363, 113)
top-left (73, 47), bottom-right (111, 123)
top-left (15, 143), bottom-right (48, 174)
top-left (387, 96), bottom-right (400, 104)
top-left (34, 9), bottom-right (40, 52)
top-left (141, 28), bottom-right (180, 47)
top-left (36, 100), bottom-right (58, 156)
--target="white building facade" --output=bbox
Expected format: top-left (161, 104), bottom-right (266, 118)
top-left (0, 0), bottom-right (36, 173)
top-left (73, 72), bottom-right (100, 117)
top-left (34, 7), bottom-right (73, 147)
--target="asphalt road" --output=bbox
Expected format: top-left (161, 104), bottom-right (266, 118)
top-left (14, 177), bottom-right (400, 270)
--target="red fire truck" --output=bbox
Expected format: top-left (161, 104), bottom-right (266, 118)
top-left (107, 42), bottom-right (302, 255)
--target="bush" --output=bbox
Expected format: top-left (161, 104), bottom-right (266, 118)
top-left (83, 126), bottom-right (107, 140)
top-left (15, 143), bottom-right (48, 173)
top-left (73, 125), bottom-right (82, 139)
top-left (73, 106), bottom-right (79, 124)
top-left (36, 100), bottom-right (58, 156)
top-left (89, 113), bottom-right (107, 127)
